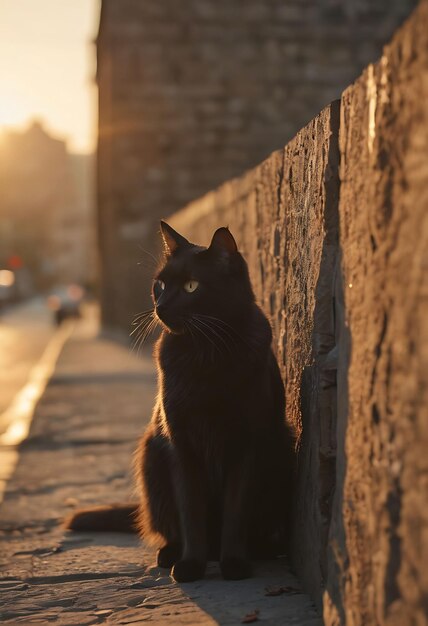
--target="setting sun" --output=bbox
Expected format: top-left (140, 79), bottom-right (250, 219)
top-left (0, 0), bottom-right (99, 152)
top-left (0, 96), bottom-right (28, 129)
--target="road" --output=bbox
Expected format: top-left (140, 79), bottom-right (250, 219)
top-left (0, 298), bottom-right (55, 420)
top-left (0, 298), bottom-right (74, 501)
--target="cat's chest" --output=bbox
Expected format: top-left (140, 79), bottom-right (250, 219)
top-left (162, 356), bottom-right (243, 412)
top-left (163, 391), bottom-right (247, 472)
top-left (159, 352), bottom-right (261, 470)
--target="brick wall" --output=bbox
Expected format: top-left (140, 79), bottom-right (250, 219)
top-left (97, 0), bottom-right (416, 332)
top-left (169, 3), bottom-right (428, 622)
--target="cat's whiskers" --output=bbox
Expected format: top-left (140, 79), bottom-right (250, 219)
top-left (191, 317), bottom-right (232, 361)
top-left (133, 307), bottom-right (155, 321)
top-left (136, 265), bottom-right (159, 281)
top-left (132, 322), bottom-right (152, 353)
top-left (136, 317), bottom-right (159, 354)
top-left (194, 314), bottom-right (240, 348)
top-left (184, 320), bottom-right (197, 348)
top-left (199, 318), bottom-right (239, 349)
top-left (196, 313), bottom-right (258, 358)
top-left (193, 315), bottom-right (233, 356)
top-left (189, 317), bottom-right (219, 363)
top-left (131, 309), bottom-right (155, 335)
top-left (131, 313), bottom-right (159, 354)
top-left (131, 319), bottom-right (154, 350)
top-left (137, 245), bottom-right (162, 268)
top-left (193, 314), bottom-right (257, 361)
top-left (184, 320), bottom-right (207, 366)
top-left (131, 318), bottom-right (153, 346)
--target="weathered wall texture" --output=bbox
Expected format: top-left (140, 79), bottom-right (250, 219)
top-left (324, 3), bottom-right (428, 624)
top-left (97, 0), bottom-right (417, 332)
top-left (169, 3), bottom-right (428, 623)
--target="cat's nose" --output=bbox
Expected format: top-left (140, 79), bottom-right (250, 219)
top-left (156, 303), bottom-right (175, 328)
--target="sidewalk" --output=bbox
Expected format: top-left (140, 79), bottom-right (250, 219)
top-left (0, 315), bottom-right (322, 625)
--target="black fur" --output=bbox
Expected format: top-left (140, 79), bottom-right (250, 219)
top-left (66, 223), bottom-right (294, 583)
top-left (65, 504), bottom-right (138, 533)
top-left (135, 223), bottom-right (293, 581)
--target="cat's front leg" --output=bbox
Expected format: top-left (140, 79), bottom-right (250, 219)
top-left (220, 454), bottom-right (252, 580)
top-left (171, 449), bottom-right (207, 582)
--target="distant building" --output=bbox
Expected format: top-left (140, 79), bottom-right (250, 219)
top-left (97, 0), bottom-right (417, 333)
top-left (0, 121), bottom-right (95, 294)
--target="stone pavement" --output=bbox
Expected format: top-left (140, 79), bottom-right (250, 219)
top-left (0, 314), bottom-right (322, 625)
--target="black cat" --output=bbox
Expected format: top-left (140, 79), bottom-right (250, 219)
top-left (66, 222), bottom-right (293, 582)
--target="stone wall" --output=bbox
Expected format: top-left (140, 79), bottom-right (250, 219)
top-left (324, 4), bottom-right (428, 624)
top-left (169, 3), bottom-right (428, 623)
top-left (97, 0), bottom-right (416, 332)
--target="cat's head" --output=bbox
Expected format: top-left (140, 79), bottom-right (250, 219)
top-left (152, 221), bottom-right (254, 334)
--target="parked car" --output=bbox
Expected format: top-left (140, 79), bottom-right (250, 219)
top-left (47, 284), bottom-right (84, 325)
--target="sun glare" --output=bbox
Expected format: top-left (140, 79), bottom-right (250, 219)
top-left (0, 97), bottom-right (28, 130)
top-left (0, 0), bottom-right (100, 153)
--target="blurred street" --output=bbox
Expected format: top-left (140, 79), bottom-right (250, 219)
top-left (0, 298), bottom-right (75, 501)
top-left (0, 298), bottom-right (54, 418)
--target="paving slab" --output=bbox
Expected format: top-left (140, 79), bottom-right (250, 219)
top-left (0, 316), bottom-right (322, 625)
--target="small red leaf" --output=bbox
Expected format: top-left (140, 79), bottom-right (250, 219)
top-left (241, 609), bottom-right (260, 623)
top-left (265, 585), bottom-right (301, 596)
top-left (265, 586), bottom-right (284, 596)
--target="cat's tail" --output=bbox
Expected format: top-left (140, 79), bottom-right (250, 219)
top-left (64, 504), bottom-right (139, 533)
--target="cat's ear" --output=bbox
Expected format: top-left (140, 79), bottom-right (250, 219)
top-left (160, 221), bottom-right (190, 255)
top-left (209, 227), bottom-right (238, 255)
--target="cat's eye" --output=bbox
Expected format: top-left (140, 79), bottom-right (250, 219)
top-left (153, 280), bottom-right (165, 300)
top-left (184, 280), bottom-right (199, 293)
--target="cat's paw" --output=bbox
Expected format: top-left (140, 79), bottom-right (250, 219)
top-left (172, 558), bottom-right (206, 582)
top-left (157, 543), bottom-right (182, 569)
top-left (220, 556), bottom-right (252, 580)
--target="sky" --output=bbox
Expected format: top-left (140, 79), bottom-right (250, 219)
top-left (0, 0), bottom-right (100, 154)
